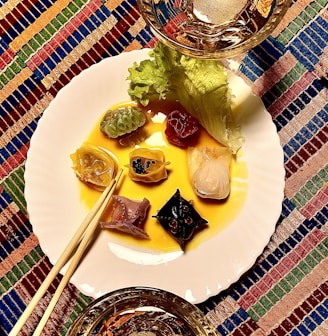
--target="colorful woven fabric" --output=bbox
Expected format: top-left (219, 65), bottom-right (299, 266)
top-left (0, 0), bottom-right (327, 335)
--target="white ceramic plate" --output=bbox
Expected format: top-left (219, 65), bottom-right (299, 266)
top-left (25, 49), bottom-right (285, 303)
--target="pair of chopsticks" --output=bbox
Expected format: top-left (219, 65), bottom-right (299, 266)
top-left (10, 168), bottom-right (123, 336)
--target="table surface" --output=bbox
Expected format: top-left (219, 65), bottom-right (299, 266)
top-left (1, 0), bottom-right (327, 335)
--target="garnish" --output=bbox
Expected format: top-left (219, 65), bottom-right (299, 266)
top-left (127, 42), bottom-right (243, 153)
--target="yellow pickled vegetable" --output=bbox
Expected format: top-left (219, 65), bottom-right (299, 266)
top-left (70, 143), bottom-right (118, 190)
top-left (126, 148), bottom-right (170, 183)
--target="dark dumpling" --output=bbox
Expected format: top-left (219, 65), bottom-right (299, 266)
top-left (153, 189), bottom-right (208, 251)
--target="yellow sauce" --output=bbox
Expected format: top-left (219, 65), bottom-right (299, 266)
top-left (78, 101), bottom-right (248, 252)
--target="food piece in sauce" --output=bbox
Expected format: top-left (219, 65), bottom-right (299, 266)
top-left (126, 148), bottom-right (170, 183)
top-left (165, 109), bottom-right (200, 148)
top-left (188, 147), bottom-right (232, 200)
top-left (100, 195), bottom-right (150, 239)
top-left (100, 105), bottom-right (146, 139)
top-left (153, 189), bottom-right (208, 251)
top-left (70, 143), bottom-right (118, 191)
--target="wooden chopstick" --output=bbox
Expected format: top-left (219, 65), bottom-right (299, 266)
top-left (10, 168), bottom-right (123, 336)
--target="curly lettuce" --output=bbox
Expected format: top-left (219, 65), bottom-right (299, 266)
top-left (127, 43), bottom-right (243, 153)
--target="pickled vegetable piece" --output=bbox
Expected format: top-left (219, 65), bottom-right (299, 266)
top-left (165, 109), bottom-right (200, 148)
top-left (100, 105), bottom-right (146, 138)
top-left (70, 143), bottom-right (118, 190)
top-left (100, 196), bottom-right (150, 239)
top-left (153, 189), bottom-right (208, 251)
top-left (188, 146), bottom-right (232, 200)
top-left (126, 148), bottom-right (170, 183)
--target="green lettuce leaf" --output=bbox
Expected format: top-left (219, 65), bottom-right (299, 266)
top-left (127, 43), bottom-right (243, 153)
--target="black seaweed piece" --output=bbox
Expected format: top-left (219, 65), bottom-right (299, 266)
top-left (153, 189), bottom-right (208, 251)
